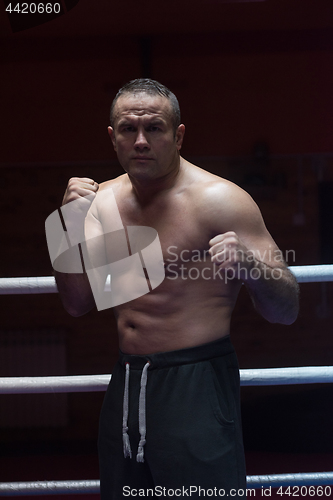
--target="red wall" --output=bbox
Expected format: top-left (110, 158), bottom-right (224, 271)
top-left (1, 31), bottom-right (332, 163)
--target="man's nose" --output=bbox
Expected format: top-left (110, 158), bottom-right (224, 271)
top-left (134, 129), bottom-right (150, 149)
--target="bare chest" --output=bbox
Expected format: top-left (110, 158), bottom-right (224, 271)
top-left (116, 194), bottom-right (213, 269)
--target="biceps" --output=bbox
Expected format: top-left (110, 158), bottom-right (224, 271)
top-left (235, 210), bottom-right (286, 268)
top-left (244, 232), bottom-right (287, 268)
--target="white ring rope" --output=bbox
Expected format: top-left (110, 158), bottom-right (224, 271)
top-left (240, 365), bottom-right (333, 386)
top-left (0, 265), bottom-right (333, 295)
top-left (0, 277), bottom-right (58, 295)
top-left (289, 265), bottom-right (333, 283)
top-left (0, 375), bottom-right (111, 394)
top-left (1, 473), bottom-right (333, 496)
top-left (248, 472), bottom-right (333, 487)
top-left (1, 366), bottom-right (333, 394)
top-left (0, 480), bottom-right (100, 496)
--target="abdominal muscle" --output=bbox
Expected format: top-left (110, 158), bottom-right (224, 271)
top-left (113, 272), bottom-right (241, 355)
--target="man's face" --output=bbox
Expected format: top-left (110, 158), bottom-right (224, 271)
top-left (108, 93), bottom-right (185, 182)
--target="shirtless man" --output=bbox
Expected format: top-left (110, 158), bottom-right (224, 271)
top-left (54, 79), bottom-right (299, 499)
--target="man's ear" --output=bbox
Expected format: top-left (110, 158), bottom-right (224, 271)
top-left (108, 126), bottom-right (117, 151)
top-left (175, 124), bottom-right (185, 151)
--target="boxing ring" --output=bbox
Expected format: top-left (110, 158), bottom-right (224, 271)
top-left (1, 264), bottom-right (333, 496)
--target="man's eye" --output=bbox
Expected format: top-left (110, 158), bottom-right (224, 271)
top-left (149, 126), bottom-right (160, 132)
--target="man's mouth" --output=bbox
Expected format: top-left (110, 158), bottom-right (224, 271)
top-left (133, 156), bottom-right (153, 160)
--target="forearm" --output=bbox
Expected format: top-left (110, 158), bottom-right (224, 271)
top-left (54, 269), bottom-right (95, 317)
top-left (244, 260), bottom-right (299, 325)
top-left (47, 178), bottom-right (101, 316)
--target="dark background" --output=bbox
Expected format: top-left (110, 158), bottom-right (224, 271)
top-left (0, 0), bottom-right (333, 496)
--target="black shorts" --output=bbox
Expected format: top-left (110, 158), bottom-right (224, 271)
top-left (98, 336), bottom-right (246, 499)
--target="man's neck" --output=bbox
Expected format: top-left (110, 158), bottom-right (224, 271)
top-left (128, 156), bottom-right (185, 204)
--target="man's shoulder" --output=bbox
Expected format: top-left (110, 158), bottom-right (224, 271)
top-left (87, 174), bottom-right (128, 221)
top-left (184, 161), bottom-right (256, 209)
top-left (183, 162), bottom-right (262, 233)
top-left (98, 174), bottom-right (128, 193)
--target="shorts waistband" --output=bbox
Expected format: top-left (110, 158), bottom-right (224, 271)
top-left (119, 335), bottom-right (234, 370)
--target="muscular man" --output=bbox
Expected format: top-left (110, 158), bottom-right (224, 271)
top-left (54, 79), bottom-right (299, 498)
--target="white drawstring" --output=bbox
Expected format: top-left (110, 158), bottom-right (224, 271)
top-left (136, 362), bottom-right (150, 463)
top-left (122, 361), bottom-right (150, 462)
top-left (122, 363), bottom-right (132, 458)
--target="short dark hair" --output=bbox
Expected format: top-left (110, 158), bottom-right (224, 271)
top-left (110, 78), bottom-right (181, 131)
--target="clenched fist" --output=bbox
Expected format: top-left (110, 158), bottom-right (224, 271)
top-left (208, 231), bottom-right (255, 281)
top-left (61, 177), bottom-right (99, 243)
top-left (62, 177), bottom-right (99, 207)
